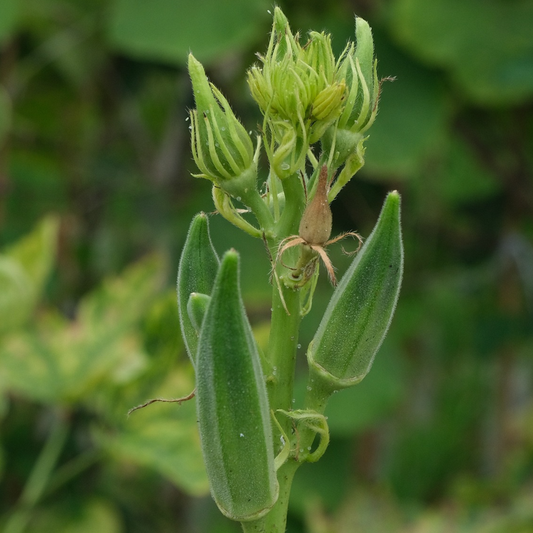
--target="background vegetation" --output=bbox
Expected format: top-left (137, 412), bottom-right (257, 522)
top-left (1, 0), bottom-right (532, 531)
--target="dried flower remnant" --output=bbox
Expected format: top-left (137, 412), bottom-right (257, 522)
top-left (276, 165), bottom-right (363, 285)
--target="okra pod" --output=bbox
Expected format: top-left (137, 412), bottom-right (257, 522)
top-left (177, 213), bottom-right (219, 366)
top-left (196, 250), bottom-right (278, 521)
top-left (307, 191), bottom-right (403, 390)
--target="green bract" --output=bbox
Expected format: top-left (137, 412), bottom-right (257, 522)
top-left (307, 191), bottom-right (403, 391)
top-left (196, 250), bottom-right (278, 521)
top-left (176, 213), bottom-right (219, 367)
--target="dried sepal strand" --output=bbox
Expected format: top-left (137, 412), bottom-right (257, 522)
top-left (196, 250), bottom-right (278, 521)
top-left (307, 191), bottom-right (403, 390)
top-left (176, 213), bottom-right (219, 367)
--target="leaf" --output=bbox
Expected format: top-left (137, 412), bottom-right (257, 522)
top-left (107, 0), bottom-right (270, 65)
top-left (390, 0), bottom-right (533, 105)
top-left (436, 138), bottom-right (501, 204)
top-left (29, 499), bottom-right (122, 533)
top-left (0, 0), bottom-right (18, 46)
top-left (97, 370), bottom-right (209, 497)
top-left (0, 216), bottom-right (58, 335)
top-left (364, 34), bottom-right (451, 178)
top-left (0, 85), bottom-right (11, 144)
top-left (0, 254), bottom-right (165, 404)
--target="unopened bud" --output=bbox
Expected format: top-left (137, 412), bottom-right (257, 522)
top-left (188, 54), bottom-right (257, 199)
top-left (322, 17), bottom-right (380, 168)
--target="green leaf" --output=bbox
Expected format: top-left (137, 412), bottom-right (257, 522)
top-left (0, 254), bottom-right (165, 404)
top-left (364, 36), bottom-right (450, 178)
top-left (27, 499), bottom-right (122, 533)
top-left (390, 0), bottom-right (533, 105)
top-left (0, 0), bottom-right (18, 46)
top-left (107, 0), bottom-right (269, 65)
top-left (0, 216), bottom-right (58, 335)
top-left (307, 192), bottom-right (404, 390)
top-left (98, 371), bottom-right (209, 496)
top-left (196, 250), bottom-right (278, 521)
top-left (0, 85), bottom-right (11, 144)
top-left (436, 138), bottom-right (501, 204)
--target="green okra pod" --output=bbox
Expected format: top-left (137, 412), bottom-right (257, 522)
top-left (307, 191), bottom-right (403, 391)
top-left (187, 292), bottom-right (211, 333)
top-left (196, 250), bottom-right (278, 521)
top-left (177, 213), bottom-right (219, 366)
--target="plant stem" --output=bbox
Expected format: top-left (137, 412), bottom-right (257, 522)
top-left (267, 283), bottom-right (301, 431)
top-left (4, 409), bottom-right (69, 533)
top-left (243, 187), bottom-right (275, 235)
top-left (242, 460), bottom-right (299, 533)
top-left (275, 174), bottom-right (305, 238)
top-left (251, 172), bottom-right (306, 532)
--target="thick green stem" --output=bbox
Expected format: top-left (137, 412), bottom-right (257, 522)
top-left (267, 284), bottom-right (301, 429)
top-left (275, 174), bottom-right (305, 238)
top-left (4, 410), bottom-right (69, 533)
top-left (241, 460), bottom-right (299, 533)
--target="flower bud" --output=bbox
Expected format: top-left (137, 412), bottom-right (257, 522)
top-left (247, 8), bottom-right (346, 175)
top-left (321, 17), bottom-right (380, 167)
top-left (177, 213), bottom-right (219, 367)
top-left (309, 81), bottom-right (347, 143)
top-left (196, 250), bottom-right (278, 521)
top-left (307, 192), bottom-right (403, 391)
top-left (188, 54), bottom-right (258, 199)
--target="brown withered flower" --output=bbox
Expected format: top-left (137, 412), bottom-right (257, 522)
top-left (276, 165), bottom-right (363, 285)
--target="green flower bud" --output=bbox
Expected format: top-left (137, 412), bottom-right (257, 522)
top-left (248, 8), bottom-right (346, 174)
top-left (196, 250), bottom-right (278, 521)
top-left (188, 54), bottom-right (258, 199)
top-left (304, 31), bottom-right (336, 88)
top-left (177, 213), bottom-right (219, 367)
top-left (321, 17), bottom-right (380, 167)
top-left (307, 191), bottom-right (403, 391)
top-left (309, 81), bottom-right (347, 143)
top-left (338, 17), bottom-right (379, 133)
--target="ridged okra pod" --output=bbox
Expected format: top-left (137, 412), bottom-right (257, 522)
top-left (196, 250), bottom-right (278, 521)
top-left (177, 213), bottom-right (219, 366)
top-left (307, 191), bottom-right (403, 391)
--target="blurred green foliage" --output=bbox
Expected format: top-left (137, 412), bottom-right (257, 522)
top-left (0, 0), bottom-right (532, 532)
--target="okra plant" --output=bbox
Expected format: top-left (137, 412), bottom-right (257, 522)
top-left (178, 8), bottom-right (403, 532)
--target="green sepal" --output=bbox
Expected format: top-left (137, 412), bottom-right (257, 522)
top-left (177, 213), bottom-right (219, 367)
top-left (187, 292), bottom-right (210, 333)
top-left (307, 191), bottom-right (403, 391)
top-left (277, 409), bottom-right (330, 463)
top-left (196, 250), bottom-right (278, 522)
